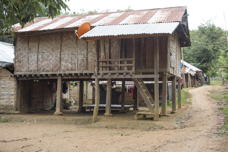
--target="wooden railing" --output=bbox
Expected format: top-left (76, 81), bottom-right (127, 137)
top-left (97, 58), bottom-right (135, 74)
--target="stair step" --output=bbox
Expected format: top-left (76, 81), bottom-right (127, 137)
top-left (133, 78), bottom-right (154, 112)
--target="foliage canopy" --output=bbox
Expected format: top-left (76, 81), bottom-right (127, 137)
top-left (183, 23), bottom-right (227, 77)
top-left (0, 0), bottom-right (69, 33)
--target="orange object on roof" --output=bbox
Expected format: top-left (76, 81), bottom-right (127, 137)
top-left (76, 22), bottom-right (91, 38)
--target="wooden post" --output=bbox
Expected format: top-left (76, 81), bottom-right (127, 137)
top-left (183, 74), bottom-right (186, 88)
top-left (194, 76), bottom-right (197, 87)
top-left (161, 72), bottom-right (167, 115)
top-left (92, 78), bottom-right (100, 122)
top-left (178, 78), bottom-right (182, 109)
top-left (15, 80), bottom-right (21, 111)
top-left (171, 76), bottom-right (176, 113)
top-left (55, 76), bottom-right (63, 115)
top-left (78, 81), bottom-right (84, 112)
top-left (105, 79), bottom-right (112, 116)
top-left (188, 73), bottom-right (191, 87)
top-left (92, 83), bottom-right (95, 104)
top-left (121, 80), bottom-right (125, 112)
top-left (154, 38), bottom-right (160, 120)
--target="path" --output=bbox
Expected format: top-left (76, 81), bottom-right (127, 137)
top-left (0, 86), bottom-right (227, 152)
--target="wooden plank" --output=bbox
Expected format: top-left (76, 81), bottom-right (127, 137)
top-left (98, 58), bottom-right (134, 62)
top-left (172, 76), bottom-right (177, 113)
top-left (54, 76), bottom-right (63, 115)
top-left (161, 72), bottom-right (167, 115)
top-left (92, 78), bottom-right (100, 122)
top-left (178, 78), bottom-right (182, 109)
top-left (105, 79), bottom-right (112, 116)
top-left (100, 64), bottom-right (133, 67)
top-left (135, 111), bottom-right (155, 120)
top-left (154, 38), bottom-right (160, 120)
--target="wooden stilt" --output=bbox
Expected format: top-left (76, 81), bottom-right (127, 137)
top-left (78, 80), bottom-right (84, 112)
top-left (121, 80), bottom-right (125, 112)
top-left (188, 73), bottom-right (191, 87)
top-left (171, 76), bottom-right (177, 113)
top-left (54, 76), bottom-right (63, 115)
top-left (183, 74), bottom-right (186, 88)
top-left (178, 78), bottom-right (182, 109)
top-left (92, 83), bottom-right (95, 104)
top-left (92, 78), bottom-right (100, 122)
top-left (161, 72), bottom-right (167, 115)
top-left (154, 38), bottom-right (160, 120)
top-left (15, 80), bottom-right (21, 111)
top-left (105, 79), bottom-right (112, 116)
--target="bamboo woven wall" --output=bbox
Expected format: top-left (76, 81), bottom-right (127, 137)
top-left (0, 68), bottom-right (16, 112)
top-left (15, 32), bottom-right (96, 74)
top-left (134, 37), bottom-right (168, 72)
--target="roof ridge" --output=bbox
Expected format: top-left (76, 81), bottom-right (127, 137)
top-left (34, 6), bottom-right (187, 18)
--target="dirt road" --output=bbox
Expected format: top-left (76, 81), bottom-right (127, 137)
top-left (0, 86), bottom-right (227, 152)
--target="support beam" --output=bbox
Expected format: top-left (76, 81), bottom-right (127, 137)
top-left (171, 76), bottom-right (177, 113)
top-left (133, 86), bottom-right (138, 111)
top-left (15, 80), bottom-right (21, 111)
top-left (105, 79), bottom-right (112, 116)
top-left (92, 83), bottom-right (95, 104)
top-left (188, 73), bottom-right (191, 87)
top-left (92, 78), bottom-right (100, 122)
top-left (54, 76), bottom-right (63, 115)
top-left (178, 78), bottom-right (182, 109)
top-left (78, 81), bottom-right (84, 112)
top-left (161, 73), bottom-right (167, 115)
top-left (121, 80), bottom-right (125, 112)
top-left (154, 38), bottom-right (160, 120)
top-left (182, 74), bottom-right (186, 88)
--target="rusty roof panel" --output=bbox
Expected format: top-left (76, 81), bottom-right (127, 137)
top-left (16, 6), bottom-right (186, 33)
top-left (81, 22), bottom-right (179, 39)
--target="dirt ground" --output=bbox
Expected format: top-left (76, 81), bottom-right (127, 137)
top-left (0, 85), bottom-right (227, 152)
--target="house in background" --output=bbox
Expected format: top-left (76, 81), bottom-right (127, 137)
top-left (14, 6), bottom-right (190, 120)
top-left (0, 41), bottom-right (16, 113)
top-left (181, 60), bottom-right (204, 87)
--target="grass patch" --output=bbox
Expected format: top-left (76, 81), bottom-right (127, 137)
top-left (210, 80), bottom-right (222, 85)
top-left (210, 90), bottom-right (228, 103)
top-left (0, 116), bottom-right (10, 123)
top-left (210, 89), bottom-right (228, 136)
top-left (181, 88), bottom-right (192, 104)
top-left (167, 88), bottom-right (192, 106)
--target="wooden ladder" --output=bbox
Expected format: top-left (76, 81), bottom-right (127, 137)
top-left (133, 78), bottom-right (154, 112)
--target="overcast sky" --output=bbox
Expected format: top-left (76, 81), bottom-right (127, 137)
top-left (66, 0), bottom-right (228, 30)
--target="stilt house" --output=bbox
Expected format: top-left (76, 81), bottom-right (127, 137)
top-left (14, 6), bottom-right (190, 120)
top-left (181, 60), bottom-right (203, 87)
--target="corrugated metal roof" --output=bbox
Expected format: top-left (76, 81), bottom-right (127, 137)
top-left (81, 22), bottom-right (179, 39)
top-left (15, 6), bottom-right (186, 33)
top-left (0, 41), bottom-right (14, 64)
top-left (181, 60), bottom-right (202, 76)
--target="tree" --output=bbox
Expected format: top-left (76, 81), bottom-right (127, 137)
top-left (183, 23), bottom-right (227, 77)
top-left (0, 0), bottom-right (69, 33)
